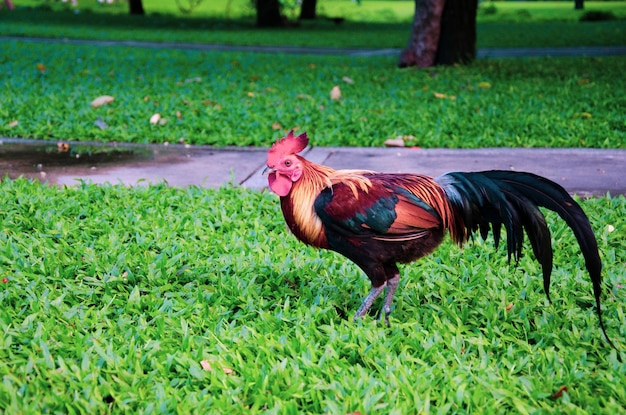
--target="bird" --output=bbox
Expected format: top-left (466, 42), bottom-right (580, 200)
top-left (264, 130), bottom-right (614, 347)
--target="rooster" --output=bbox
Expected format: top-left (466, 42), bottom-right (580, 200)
top-left (265, 130), bottom-right (614, 346)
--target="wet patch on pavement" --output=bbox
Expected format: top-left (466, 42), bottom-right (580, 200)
top-left (0, 138), bottom-right (268, 188)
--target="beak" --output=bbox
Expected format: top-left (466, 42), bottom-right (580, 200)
top-left (262, 166), bottom-right (274, 175)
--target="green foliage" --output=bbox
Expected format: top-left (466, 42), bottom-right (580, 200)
top-left (2, 1), bottom-right (625, 48)
top-left (1, 40), bottom-right (624, 148)
top-left (0, 178), bottom-right (624, 413)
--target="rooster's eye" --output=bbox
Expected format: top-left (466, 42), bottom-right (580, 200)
top-left (284, 160), bottom-right (292, 167)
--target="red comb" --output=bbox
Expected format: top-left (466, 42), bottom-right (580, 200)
top-left (268, 130), bottom-right (309, 164)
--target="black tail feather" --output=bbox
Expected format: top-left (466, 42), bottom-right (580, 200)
top-left (436, 170), bottom-right (615, 348)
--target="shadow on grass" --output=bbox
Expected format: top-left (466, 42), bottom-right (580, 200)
top-left (2, 6), bottom-right (402, 34)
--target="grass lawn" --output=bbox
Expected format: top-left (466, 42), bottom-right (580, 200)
top-left (0, 179), bottom-right (624, 413)
top-left (1, 40), bottom-right (624, 148)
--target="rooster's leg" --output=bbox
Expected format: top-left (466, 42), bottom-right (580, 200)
top-left (382, 273), bottom-right (400, 327)
top-left (353, 284), bottom-right (386, 321)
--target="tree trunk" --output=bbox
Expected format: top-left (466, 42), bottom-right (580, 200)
top-left (300, 0), bottom-right (317, 20)
top-left (574, 0), bottom-right (584, 10)
top-left (129, 0), bottom-right (145, 15)
top-left (256, 0), bottom-right (283, 27)
top-left (398, 0), bottom-right (446, 68)
top-left (435, 0), bottom-right (477, 65)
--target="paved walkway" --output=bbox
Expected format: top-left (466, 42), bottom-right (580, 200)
top-left (2, 35), bottom-right (626, 58)
top-left (1, 139), bottom-right (625, 196)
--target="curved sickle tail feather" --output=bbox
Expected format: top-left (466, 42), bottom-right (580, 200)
top-left (435, 170), bottom-right (615, 349)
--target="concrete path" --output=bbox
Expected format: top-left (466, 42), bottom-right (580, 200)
top-left (2, 36), bottom-right (626, 59)
top-left (2, 139), bottom-right (624, 196)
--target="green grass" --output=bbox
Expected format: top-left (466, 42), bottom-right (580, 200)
top-left (1, 39), bottom-right (624, 148)
top-left (2, 1), bottom-right (625, 48)
top-left (0, 178), bottom-right (624, 413)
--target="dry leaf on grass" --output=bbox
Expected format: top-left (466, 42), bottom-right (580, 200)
top-left (433, 92), bottom-right (456, 100)
top-left (550, 386), bottom-right (568, 400)
top-left (385, 135), bottom-right (417, 148)
top-left (8, 120), bottom-right (18, 128)
top-left (149, 113), bottom-right (161, 125)
top-left (330, 85), bottom-right (341, 100)
top-left (384, 138), bottom-right (405, 148)
top-left (91, 95), bottom-right (115, 108)
top-left (200, 360), bottom-right (212, 371)
top-left (94, 117), bottom-right (108, 130)
top-left (200, 359), bottom-right (234, 375)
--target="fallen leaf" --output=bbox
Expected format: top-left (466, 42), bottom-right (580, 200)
top-left (505, 302), bottom-right (514, 311)
top-left (478, 81), bottom-right (491, 89)
top-left (330, 85), bottom-right (341, 100)
top-left (176, 110), bottom-right (182, 120)
top-left (36, 63), bottom-right (46, 72)
top-left (384, 138), bottom-right (405, 148)
top-left (342, 76), bottom-right (354, 84)
top-left (149, 113), bottom-right (161, 125)
top-left (577, 78), bottom-right (589, 85)
top-left (8, 120), bottom-right (18, 128)
top-left (607, 225), bottom-right (615, 233)
top-left (184, 77), bottom-right (202, 83)
top-left (200, 360), bottom-right (212, 371)
top-left (91, 95), bottom-right (115, 108)
top-left (581, 112), bottom-right (592, 119)
top-left (272, 122), bottom-right (282, 130)
top-left (94, 117), bottom-right (108, 130)
top-left (434, 92), bottom-right (456, 100)
top-left (223, 367), bottom-right (234, 375)
top-left (247, 92), bottom-right (255, 98)
top-left (158, 118), bottom-right (168, 126)
top-left (550, 386), bottom-right (568, 400)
